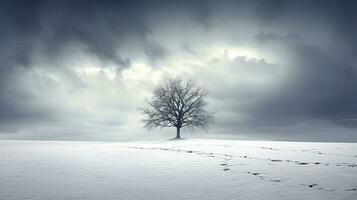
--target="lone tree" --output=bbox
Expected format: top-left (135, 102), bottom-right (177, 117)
top-left (141, 79), bottom-right (211, 139)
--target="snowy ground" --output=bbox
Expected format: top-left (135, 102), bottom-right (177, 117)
top-left (0, 139), bottom-right (357, 200)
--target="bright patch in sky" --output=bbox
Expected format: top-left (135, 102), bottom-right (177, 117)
top-left (208, 45), bottom-right (266, 61)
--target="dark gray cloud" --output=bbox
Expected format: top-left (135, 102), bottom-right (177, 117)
top-left (0, 0), bottom-right (213, 138)
top-left (249, 1), bottom-right (357, 126)
top-left (1, 0), bottom-right (357, 141)
top-left (244, 44), bottom-right (357, 123)
top-left (201, 0), bottom-right (357, 141)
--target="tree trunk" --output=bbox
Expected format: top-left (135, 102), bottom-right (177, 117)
top-left (176, 127), bottom-right (181, 139)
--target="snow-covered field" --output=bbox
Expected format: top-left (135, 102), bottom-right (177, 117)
top-left (1, 139), bottom-right (356, 200)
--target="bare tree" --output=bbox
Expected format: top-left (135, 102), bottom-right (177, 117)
top-left (141, 79), bottom-right (212, 139)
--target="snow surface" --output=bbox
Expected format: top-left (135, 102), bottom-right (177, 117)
top-left (0, 139), bottom-right (357, 200)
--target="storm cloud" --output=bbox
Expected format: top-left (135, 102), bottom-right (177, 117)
top-left (1, 0), bottom-right (357, 142)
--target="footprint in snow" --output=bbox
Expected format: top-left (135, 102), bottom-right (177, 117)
top-left (301, 184), bottom-right (334, 192)
top-left (346, 188), bottom-right (357, 192)
top-left (295, 162), bottom-right (309, 165)
top-left (247, 172), bottom-right (260, 176)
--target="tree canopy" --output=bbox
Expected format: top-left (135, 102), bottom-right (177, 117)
top-left (141, 79), bottom-right (212, 139)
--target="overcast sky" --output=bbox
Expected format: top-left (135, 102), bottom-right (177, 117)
top-left (1, 0), bottom-right (357, 142)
